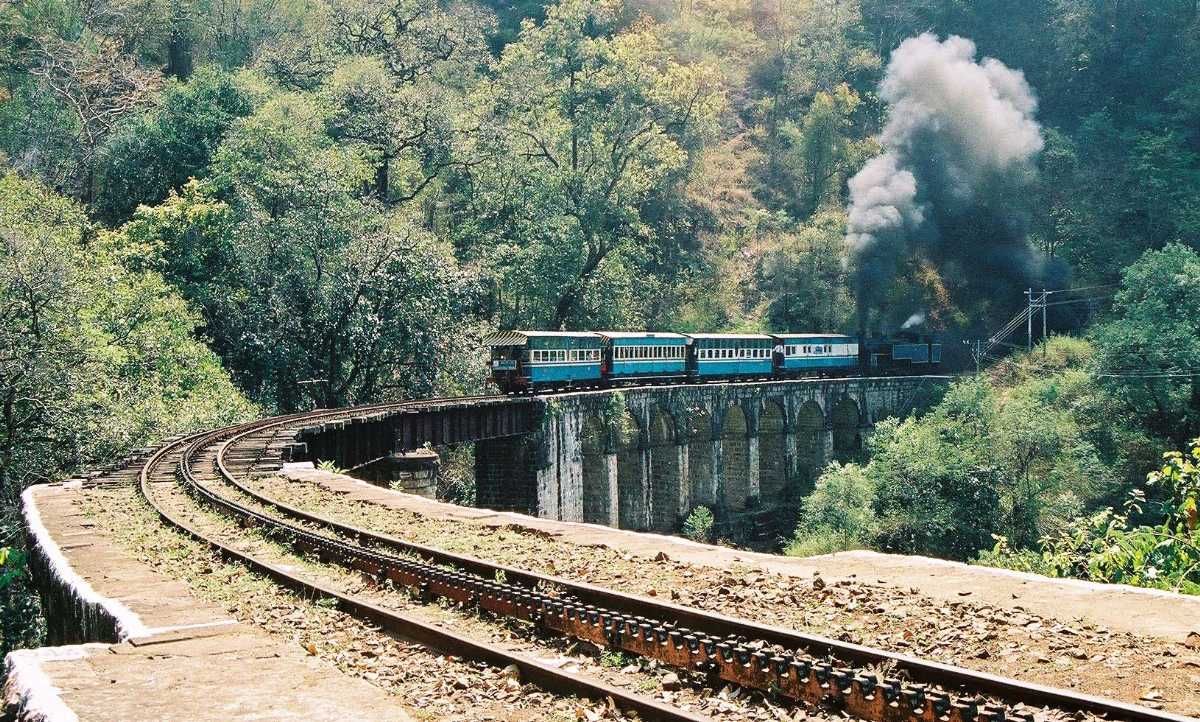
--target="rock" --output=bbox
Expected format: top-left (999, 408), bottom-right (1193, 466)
top-left (812, 576), bottom-right (826, 591)
top-left (501, 663), bottom-right (521, 682)
top-left (654, 551), bottom-right (670, 562)
top-left (661, 672), bottom-right (681, 691)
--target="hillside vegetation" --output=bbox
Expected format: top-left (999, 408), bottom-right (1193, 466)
top-left (791, 244), bottom-right (1200, 594)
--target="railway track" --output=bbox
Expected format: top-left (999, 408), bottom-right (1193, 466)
top-left (135, 398), bottom-right (1191, 722)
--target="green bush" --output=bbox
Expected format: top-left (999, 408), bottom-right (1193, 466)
top-left (980, 438), bottom-right (1200, 594)
top-left (867, 417), bottom-right (1002, 560)
top-left (786, 462), bottom-right (875, 557)
top-left (682, 506), bottom-right (714, 543)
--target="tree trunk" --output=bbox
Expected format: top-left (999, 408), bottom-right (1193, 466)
top-left (167, 29), bottom-right (193, 79)
top-left (375, 160), bottom-right (389, 202)
top-left (552, 284), bottom-right (578, 329)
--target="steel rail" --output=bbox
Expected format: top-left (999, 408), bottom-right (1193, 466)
top-left (202, 406), bottom-right (1195, 722)
top-left (137, 413), bottom-right (706, 722)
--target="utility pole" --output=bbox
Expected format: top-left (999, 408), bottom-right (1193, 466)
top-left (962, 339), bottom-right (983, 374)
top-left (1041, 288), bottom-right (1048, 356)
top-left (1025, 288), bottom-right (1033, 351)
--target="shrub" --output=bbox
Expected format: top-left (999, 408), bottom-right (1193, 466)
top-left (786, 463), bottom-right (875, 557)
top-left (980, 438), bottom-right (1200, 594)
top-left (868, 418), bottom-right (1002, 560)
top-left (682, 506), bottom-right (714, 543)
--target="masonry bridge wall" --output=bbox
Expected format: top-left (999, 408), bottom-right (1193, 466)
top-left (472, 376), bottom-right (946, 538)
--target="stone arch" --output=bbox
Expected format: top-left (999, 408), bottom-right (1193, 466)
top-left (720, 405), bottom-right (751, 511)
top-left (581, 415), bottom-right (612, 525)
top-left (758, 401), bottom-right (788, 505)
top-left (685, 406), bottom-right (715, 508)
top-left (795, 400), bottom-right (825, 492)
top-left (616, 409), bottom-right (646, 530)
top-left (648, 407), bottom-right (681, 532)
top-left (831, 396), bottom-right (862, 460)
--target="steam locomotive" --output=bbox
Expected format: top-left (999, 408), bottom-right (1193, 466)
top-left (486, 330), bottom-right (941, 394)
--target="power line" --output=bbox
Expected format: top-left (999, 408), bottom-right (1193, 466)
top-left (1043, 283), bottom-right (1118, 295)
top-left (1042, 294), bottom-right (1115, 308)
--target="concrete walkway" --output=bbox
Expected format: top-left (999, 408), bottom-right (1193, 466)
top-left (4, 484), bottom-right (412, 722)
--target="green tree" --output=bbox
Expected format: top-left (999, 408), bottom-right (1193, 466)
top-left (459, 0), bottom-right (722, 328)
top-left (93, 67), bottom-right (255, 224)
top-left (867, 415), bottom-right (1002, 560)
top-left (771, 85), bottom-right (873, 219)
top-left (1091, 243), bottom-right (1200, 446)
top-left (124, 94), bottom-right (477, 410)
top-left (321, 57), bottom-right (458, 203)
top-left (757, 208), bottom-right (854, 332)
top-left (0, 172), bottom-right (256, 655)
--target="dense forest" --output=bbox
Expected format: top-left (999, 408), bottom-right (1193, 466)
top-left (3, 0), bottom-right (1200, 651)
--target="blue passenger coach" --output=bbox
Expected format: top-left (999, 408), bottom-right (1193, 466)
top-left (772, 334), bottom-right (858, 376)
top-left (598, 331), bottom-right (688, 383)
top-left (485, 330), bottom-right (603, 393)
top-left (688, 333), bottom-right (774, 379)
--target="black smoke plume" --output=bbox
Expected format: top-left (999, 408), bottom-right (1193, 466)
top-left (846, 34), bottom-right (1059, 335)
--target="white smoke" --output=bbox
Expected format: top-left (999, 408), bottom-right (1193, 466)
top-left (847, 33), bottom-right (1045, 329)
top-left (901, 312), bottom-right (926, 330)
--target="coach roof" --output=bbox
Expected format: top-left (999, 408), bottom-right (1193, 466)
top-left (483, 330), bottom-right (602, 346)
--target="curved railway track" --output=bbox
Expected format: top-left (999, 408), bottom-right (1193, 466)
top-left (136, 398), bottom-right (1191, 722)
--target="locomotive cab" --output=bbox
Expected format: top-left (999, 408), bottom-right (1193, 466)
top-left (860, 333), bottom-right (942, 375)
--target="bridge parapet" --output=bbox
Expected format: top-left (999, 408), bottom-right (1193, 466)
top-left (296, 397), bottom-right (541, 472)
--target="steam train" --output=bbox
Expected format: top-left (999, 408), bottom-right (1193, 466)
top-left (485, 330), bottom-right (941, 394)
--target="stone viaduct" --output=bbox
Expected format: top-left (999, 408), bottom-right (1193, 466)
top-left (473, 376), bottom-right (947, 536)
